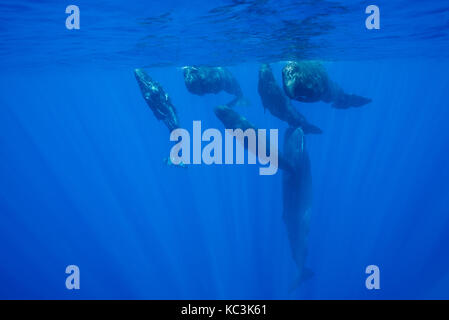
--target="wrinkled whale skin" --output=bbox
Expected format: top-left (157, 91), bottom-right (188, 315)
top-left (258, 63), bottom-right (322, 134)
top-left (134, 68), bottom-right (180, 132)
top-left (282, 61), bottom-right (372, 109)
top-left (283, 126), bottom-right (313, 286)
top-left (183, 66), bottom-right (244, 106)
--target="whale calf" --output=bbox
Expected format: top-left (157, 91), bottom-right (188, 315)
top-left (258, 63), bottom-right (322, 134)
top-left (183, 66), bottom-right (247, 107)
top-left (282, 61), bottom-right (372, 109)
top-left (134, 68), bottom-right (180, 132)
top-left (283, 126), bottom-right (314, 287)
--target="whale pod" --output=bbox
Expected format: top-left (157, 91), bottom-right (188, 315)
top-left (282, 61), bottom-right (372, 109)
top-left (258, 63), bottom-right (322, 134)
top-left (134, 68), bottom-right (180, 132)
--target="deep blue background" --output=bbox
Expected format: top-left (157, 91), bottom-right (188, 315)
top-left (1, 1), bottom-right (449, 299)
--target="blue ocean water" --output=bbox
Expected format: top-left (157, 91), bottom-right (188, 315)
top-left (0, 0), bottom-right (449, 299)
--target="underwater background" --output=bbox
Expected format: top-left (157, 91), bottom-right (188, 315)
top-left (1, 0), bottom-right (449, 299)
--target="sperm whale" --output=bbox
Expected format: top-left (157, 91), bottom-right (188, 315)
top-left (134, 68), bottom-right (180, 132)
top-left (183, 66), bottom-right (247, 107)
top-left (282, 61), bottom-right (372, 109)
top-left (258, 63), bottom-right (322, 134)
top-left (283, 126), bottom-right (314, 287)
top-left (213, 105), bottom-right (293, 173)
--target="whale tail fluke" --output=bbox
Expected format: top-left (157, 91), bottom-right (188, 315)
top-left (303, 123), bottom-right (323, 135)
top-left (236, 96), bottom-right (251, 107)
top-left (332, 93), bottom-right (372, 109)
top-left (289, 267), bottom-right (314, 292)
top-left (227, 96), bottom-right (251, 108)
top-left (300, 267), bottom-right (314, 283)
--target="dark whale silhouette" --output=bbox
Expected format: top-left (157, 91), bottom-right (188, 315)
top-left (215, 104), bottom-right (314, 286)
top-left (213, 105), bottom-right (293, 173)
top-left (282, 61), bottom-right (372, 109)
top-left (258, 63), bottom-right (322, 134)
top-left (183, 66), bottom-right (247, 107)
top-left (134, 68), bottom-right (179, 132)
top-left (283, 126), bottom-right (314, 287)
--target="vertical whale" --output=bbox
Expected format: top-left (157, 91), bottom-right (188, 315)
top-left (215, 105), bottom-right (314, 285)
top-left (258, 63), bottom-right (322, 134)
top-left (283, 126), bottom-right (314, 286)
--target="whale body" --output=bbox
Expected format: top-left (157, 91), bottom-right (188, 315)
top-left (258, 63), bottom-right (322, 134)
top-left (213, 105), bottom-right (293, 173)
top-left (183, 66), bottom-right (246, 107)
top-left (134, 68), bottom-right (180, 132)
top-left (282, 61), bottom-right (372, 109)
top-left (283, 126), bottom-right (314, 286)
